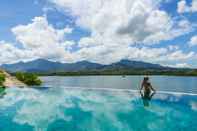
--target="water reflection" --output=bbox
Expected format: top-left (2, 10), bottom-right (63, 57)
top-left (0, 87), bottom-right (196, 130)
top-left (140, 91), bottom-right (155, 107)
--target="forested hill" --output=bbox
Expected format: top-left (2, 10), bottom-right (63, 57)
top-left (1, 59), bottom-right (167, 73)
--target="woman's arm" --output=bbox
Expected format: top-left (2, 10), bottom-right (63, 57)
top-left (150, 84), bottom-right (156, 93)
top-left (140, 82), bottom-right (144, 93)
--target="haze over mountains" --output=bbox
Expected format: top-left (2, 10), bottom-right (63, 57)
top-left (0, 59), bottom-right (169, 73)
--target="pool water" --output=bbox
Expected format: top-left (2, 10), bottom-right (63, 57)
top-left (0, 87), bottom-right (196, 131)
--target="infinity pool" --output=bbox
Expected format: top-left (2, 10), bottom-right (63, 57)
top-left (0, 87), bottom-right (196, 131)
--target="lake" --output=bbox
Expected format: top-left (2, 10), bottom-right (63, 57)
top-left (41, 75), bottom-right (197, 94)
top-left (0, 75), bottom-right (196, 131)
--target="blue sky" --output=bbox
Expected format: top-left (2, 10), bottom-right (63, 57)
top-left (0, 0), bottom-right (197, 68)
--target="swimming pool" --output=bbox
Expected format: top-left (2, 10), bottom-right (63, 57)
top-left (0, 87), bottom-right (196, 131)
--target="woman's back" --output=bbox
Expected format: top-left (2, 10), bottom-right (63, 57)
top-left (140, 77), bottom-right (155, 94)
top-left (142, 81), bottom-right (151, 94)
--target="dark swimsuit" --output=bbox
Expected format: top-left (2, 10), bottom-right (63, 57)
top-left (144, 82), bottom-right (151, 94)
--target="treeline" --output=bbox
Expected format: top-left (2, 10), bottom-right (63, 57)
top-left (15, 72), bottom-right (42, 86)
top-left (30, 68), bottom-right (197, 76)
top-left (0, 71), bottom-right (5, 87)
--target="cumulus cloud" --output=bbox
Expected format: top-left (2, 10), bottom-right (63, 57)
top-left (175, 63), bottom-right (191, 68)
top-left (168, 45), bottom-right (179, 51)
top-left (0, 41), bottom-right (34, 64)
top-left (72, 45), bottom-right (195, 64)
top-left (177, 0), bottom-right (197, 13)
top-left (165, 50), bottom-right (194, 61)
top-left (45, 0), bottom-right (195, 64)
top-left (0, 0), bottom-right (196, 66)
top-left (189, 35), bottom-right (197, 46)
top-left (0, 16), bottom-right (75, 64)
top-left (165, 63), bottom-right (191, 68)
top-left (12, 16), bottom-right (74, 61)
top-left (13, 17), bottom-right (69, 48)
top-left (51, 0), bottom-right (192, 45)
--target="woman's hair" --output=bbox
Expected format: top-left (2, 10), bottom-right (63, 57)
top-left (143, 77), bottom-right (149, 82)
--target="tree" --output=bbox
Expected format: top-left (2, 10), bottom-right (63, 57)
top-left (0, 73), bottom-right (5, 86)
top-left (15, 72), bottom-right (42, 86)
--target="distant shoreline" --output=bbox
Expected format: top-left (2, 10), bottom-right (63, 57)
top-left (2, 59), bottom-right (197, 77)
top-left (8, 68), bottom-right (197, 77)
top-left (36, 73), bottom-right (197, 77)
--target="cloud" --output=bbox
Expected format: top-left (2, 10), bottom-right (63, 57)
top-left (71, 45), bottom-right (195, 64)
top-left (165, 50), bottom-right (195, 61)
top-left (191, 0), bottom-right (197, 12)
top-left (0, 41), bottom-right (34, 64)
top-left (45, 0), bottom-right (196, 65)
top-left (0, 0), bottom-right (196, 67)
top-left (165, 63), bottom-right (191, 68)
top-left (189, 35), bottom-right (197, 46)
top-left (51, 0), bottom-right (192, 45)
top-left (168, 45), bottom-right (179, 51)
top-left (175, 63), bottom-right (191, 68)
top-left (177, 0), bottom-right (190, 13)
top-left (177, 0), bottom-right (197, 13)
top-left (0, 16), bottom-right (75, 64)
top-left (190, 101), bottom-right (197, 111)
top-left (11, 16), bottom-right (74, 62)
top-left (12, 16), bottom-right (72, 48)
top-left (0, 16), bottom-right (195, 65)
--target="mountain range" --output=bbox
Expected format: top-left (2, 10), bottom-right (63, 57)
top-left (0, 59), bottom-right (169, 73)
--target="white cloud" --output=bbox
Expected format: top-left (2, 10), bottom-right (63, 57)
top-left (51, 0), bottom-right (192, 45)
top-left (190, 101), bottom-right (197, 111)
top-left (165, 50), bottom-right (194, 61)
top-left (163, 63), bottom-right (191, 68)
top-left (168, 45), bottom-right (179, 51)
top-left (177, 0), bottom-right (197, 13)
top-left (12, 17), bottom-right (72, 49)
top-left (191, 0), bottom-right (197, 12)
top-left (189, 35), bottom-right (197, 46)
top-left (0, 16), bottom-right (75, 64)
top-left (0, 0), bottom-right (196, 67)
top-left (71, 45), bottom-right (195, 64)
top-left (177, 0), bottom-right (189, 13)
top-left (174, 63), bottom-right (191, 68)
top-left (11, 16), bottom-right (74, 62)
top-left (45, 0), bottom-right (196, 65)
top-left (175, 63), bottom-right (191, 68)
top-left (0, 41), bottom-right (34, 64)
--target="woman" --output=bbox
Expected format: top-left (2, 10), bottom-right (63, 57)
top-left (140, 77), bottom-right (156, 94)
top-left (140, 77), bottom-right (156, 106)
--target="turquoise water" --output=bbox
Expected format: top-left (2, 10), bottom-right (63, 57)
top-left (0, 76), bottom-right (197, 131)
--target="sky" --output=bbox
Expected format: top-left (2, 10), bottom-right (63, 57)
top-left (0, 0), bottom-right (197, 68)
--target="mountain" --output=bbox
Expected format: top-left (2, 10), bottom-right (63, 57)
top-left (1, 59), bottom-right (65, 73)
top-left (1, 59), bottom-right (104, 73)
top-left (1, 59), bottom-right (168, 73)
top-left (104, 59), bottom-right (163, 69)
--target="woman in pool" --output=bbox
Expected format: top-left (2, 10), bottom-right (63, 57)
top-left (140, 77), bottom-right (156, 94)
top-left (140, 77), bottom-right (156, 106)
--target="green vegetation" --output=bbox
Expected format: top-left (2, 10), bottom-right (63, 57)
top-left (0, 71), bottom-right (6, 87)
top-left (15, 72), bottom-right (42, 86)
top-left (31, 68), bottom-right (197, 76)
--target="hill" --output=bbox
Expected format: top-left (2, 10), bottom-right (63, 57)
top-left (1, 59), bottom-right (168, 73)
top-left (1, 59), bottom-right (196, 76)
